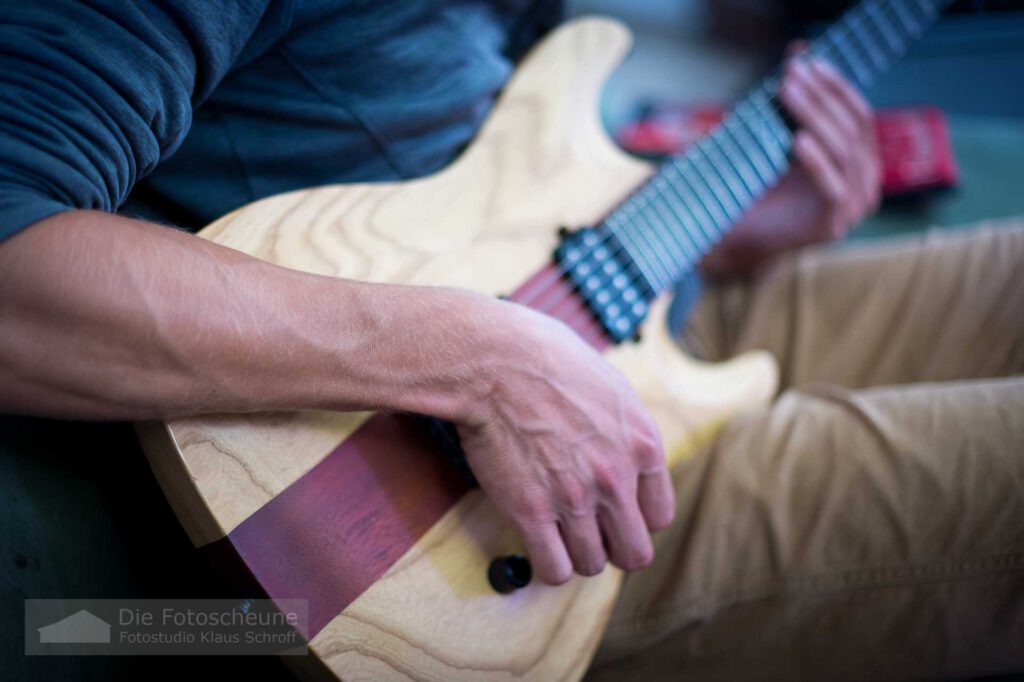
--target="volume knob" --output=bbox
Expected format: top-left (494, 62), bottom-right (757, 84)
top-left (487, 555), bottom-right (532, 594)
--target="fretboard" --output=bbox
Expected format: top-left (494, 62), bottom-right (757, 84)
top-left (601, 0), bottom-right (952, 297)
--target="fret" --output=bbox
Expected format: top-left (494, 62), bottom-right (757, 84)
top-left (638, 215), bottom-right (688, 280)
top-left (639, 197), bottom-right (689, 272)
top-left (623, 189), bottom-right (685, 284)
top-left (655, 212), bottom-right (700, 266)
top-left (663, 170), bottom-right (717, 251)
top-left (732, 114), bottom-right (786, 193)
top-left (704, 134), bottom-right (756, 208)
top-left (721, 116), bottom-right (776, 187)
top-left (739, 96), bottom-right (790, 173)
top-left (671, 199), bottom-right (709, 263)
top-left (614, 205), bottom-right (679, 288)
top-left (674, 159), bottom-right (729, 231)
top-left (713, 124), bottom-right (765, 198)
top-left (733, 105), bottom-right (775, 172)
top-left (848, 10), bottom-right (887, 71)
top-left (641, 178), bottom-right (690, 268)
top-left (645, 182), bottom-right (699, 266)
top-left (591, 0), bottom-right (949, 306)
top-left (817, 32), bottom-right (861, 86)
top-left (767, 117), bottom-right (793, 165)
top-left (663, 176), bottom-right (713, 251)
top-left (679, 165), bottom-right (727, 247)
top-left (651, 172), bottom-right (689, 228)
top-left (606, 214), bottom-right (670, 291)
top-left (866, 2), bottom-right (904, 54)
top-left (761, 75), bottom-right (783, 100)
top-left (690, 143), bottom-right (741, 220)
top-left (631, 218), bottom-right (680, 289)
top-left (704, 139), bottom-right (761, 216)
top-left (752, 91), bottom-right (791, 153)
top-left (649, 176), bottom-right (702, 264)
top-left (832, 25), bottom-right (873, 86)
top-left (668, 162), bottom-right (721, 245)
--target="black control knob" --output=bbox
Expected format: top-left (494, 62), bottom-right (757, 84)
top-left (488, 555), bottom-right (532, 594)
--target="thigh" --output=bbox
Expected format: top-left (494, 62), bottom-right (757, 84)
top-left (683, 217), bottom-right (1024, 390)
top-left (591, 376), bottom-right (1024, 682)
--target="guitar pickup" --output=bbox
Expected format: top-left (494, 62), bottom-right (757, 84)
top-left (554, 226), bottom-right (655, 343)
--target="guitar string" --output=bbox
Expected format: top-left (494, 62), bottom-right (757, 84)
top-left (549, 0), bottom-right (948, 338)
top-left (514, 0), bottom-right (923, 315)
top-left (511, 0), bottom-right (935, 326)
top-left (515, 36), bottom-right (851, 326)
top-left (515, 93), bottom-right (787, 314)
top-left (515, 0), bottom-right (932, 333)
top-left (513, 0), bottom-right (902, 315)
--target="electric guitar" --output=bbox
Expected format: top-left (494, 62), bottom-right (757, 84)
top-left (136, 1), bottom-right (950, 678)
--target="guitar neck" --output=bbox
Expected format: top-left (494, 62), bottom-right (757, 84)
top-left (599, 0), bottom-right (952, 297)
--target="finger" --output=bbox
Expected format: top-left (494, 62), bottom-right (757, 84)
top-left (632, 417), bottom-right (675, 531)
top-left (806, 61), bottom-right (862, 146)
top-left (793, 131), bottom-right (849, 237)
top-left (783, 60), bottom-right (856, 167)
top-left (518, 518), bottom-right (573, 585)
top-left (810, 59), bottom-right (874, 137)
top-left (598, 495), bottom-right (654, 572)
top-left (638, 466), bottom-right (676, 532)
top-left (809, 60), bottom-right (881, 210)
top-left (800, 65), bottom-right (869, 217)
top-left (850, 130), bottom-right (881, 218)
top-left (558, 515), bottom-right (607, 577)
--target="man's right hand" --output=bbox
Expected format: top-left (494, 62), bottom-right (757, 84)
top-left (453, 296), bottom-right (676, 584)
top-left (1, 211), bottom-right (674, 584)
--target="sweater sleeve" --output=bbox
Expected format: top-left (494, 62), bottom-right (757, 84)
top-left (0, 0), bottom-right (272, 241)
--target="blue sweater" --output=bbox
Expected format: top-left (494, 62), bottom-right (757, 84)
top-left (0, 0), bottom-right (562, 238)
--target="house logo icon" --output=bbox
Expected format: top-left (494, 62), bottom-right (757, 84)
top-left (37, 609), bottom-right (111, 644)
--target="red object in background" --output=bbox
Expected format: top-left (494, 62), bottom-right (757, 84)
top-left (617, 105), bottom-right (727, 156)
top-left (618, 104), bottom-right (958, 198)
top-left (875, 107), bottom-right (958, 195)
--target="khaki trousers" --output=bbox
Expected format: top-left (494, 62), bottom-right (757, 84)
top-left (590, 218), bottom-right (1024, 681)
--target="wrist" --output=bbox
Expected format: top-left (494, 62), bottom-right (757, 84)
top-left (319, 280), bottom-right (502, 423)
top-left (427, 288), bottom-right (507, 424)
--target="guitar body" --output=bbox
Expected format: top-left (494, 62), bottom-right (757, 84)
top-left (137, 18), bottom-right (777, 681)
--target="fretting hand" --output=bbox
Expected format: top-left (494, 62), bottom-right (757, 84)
top-left (702, 49), bottom-right (882, 277)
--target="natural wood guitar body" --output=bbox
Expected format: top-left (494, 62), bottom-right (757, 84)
top-left (137, 17), bottom-right (777, 681)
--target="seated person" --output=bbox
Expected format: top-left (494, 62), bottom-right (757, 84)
top-left (1, 1), bottom-right (1021, 679)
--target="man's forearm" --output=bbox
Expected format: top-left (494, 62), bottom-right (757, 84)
top-left (0, 209), bottom-right (676, 584)
top-left (0, 210), bottom-right (493, 420)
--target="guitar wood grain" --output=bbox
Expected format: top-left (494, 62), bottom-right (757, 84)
top-left (137, 17), bottom-right (777, 681)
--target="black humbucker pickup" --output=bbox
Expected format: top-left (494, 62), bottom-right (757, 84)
top-left (554, 226), bottom-right (656, 343)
